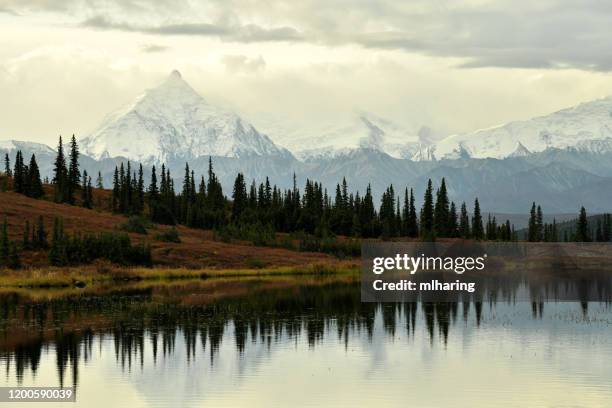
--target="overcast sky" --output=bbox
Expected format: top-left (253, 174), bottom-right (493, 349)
top-left (3, 0), bottom-right (612, 146)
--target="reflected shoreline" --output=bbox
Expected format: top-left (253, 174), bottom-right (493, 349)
top-left (0, 275), bottom-right (608, 390)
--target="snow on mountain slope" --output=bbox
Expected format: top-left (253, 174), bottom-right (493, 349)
top-left (434, 96), bottom-right (612, 159)
top-left (81, 70), bottom-right (290, 164)
top-left (255, 112), bottom-right (432, 160)
top-left (0, 139), bottom-right (56, 154)
top-left (508, 142), bottom-right (531, 158)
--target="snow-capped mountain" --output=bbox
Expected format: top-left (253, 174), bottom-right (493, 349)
top-left (0, 139), bottom-right (56, 155)
top-left (81, 70), bottom-right (290, 165)
top-left (255, 112), bottom-right (434, 160)
top-left (433, 96), bottom-right (612, 159)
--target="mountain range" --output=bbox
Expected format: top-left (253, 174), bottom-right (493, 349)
top-left (3, 70), bottom-right (612, 216)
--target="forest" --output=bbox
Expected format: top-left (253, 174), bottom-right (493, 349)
top-left (1, 135), bottom-right (610, 269)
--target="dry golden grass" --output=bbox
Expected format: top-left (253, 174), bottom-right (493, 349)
top-left (0, 260), bottom-right (358, 288)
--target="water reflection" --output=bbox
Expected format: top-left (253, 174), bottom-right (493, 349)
top-left (0, 277), bottom-right (611, 407)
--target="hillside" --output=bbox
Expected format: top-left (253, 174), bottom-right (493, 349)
top-left (0, 191), bottom-right (335, 269)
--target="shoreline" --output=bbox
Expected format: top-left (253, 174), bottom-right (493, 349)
top-left (0, 262), bottom-right (359, 289)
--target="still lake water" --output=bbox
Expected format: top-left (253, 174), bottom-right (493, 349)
top-left (1, 276), bottom-right (612, 407)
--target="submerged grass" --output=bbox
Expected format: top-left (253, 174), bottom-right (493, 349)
top-left (0, 261), bottom-right (358, 289)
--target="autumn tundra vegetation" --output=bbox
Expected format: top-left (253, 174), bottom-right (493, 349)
top-left (0, 136), bottom-right (608, 285)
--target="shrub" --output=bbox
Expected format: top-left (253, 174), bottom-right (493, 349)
top-left (298, 235), bottom-right (361, 258)
top-left (120, 216), bottom-right (151, 234)
top-left (155, 227), bottom-right (181, 243)
top-left (213, 223), bottom-right (276, 247)
top-left (50, 230), bottom-right (151, 267)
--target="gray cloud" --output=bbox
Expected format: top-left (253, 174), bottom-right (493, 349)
top-left (0, 0), bottom-right (190, 13)
top-left (6, 0), bottom-right (612, 70)
top-left (82, 15), bottom-right (303, 43)
top-left (0, 7), bottom-right (19, 15)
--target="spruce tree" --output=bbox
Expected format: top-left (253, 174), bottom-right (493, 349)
top-left (87, 175), bottom-right (93, 207)
top-left (434, 178), bottom-right (450, 237)
top-left (206, 157), bottom-right (225, 213)
top-left (119, 163), bottom-right (127, 212)
top-left (4, 153), bottom-right (11, 177)
top-left (137, 164), bottom-right (145, 214)
top-left (27, 154), bottom-right (44, 198)
top-left (536, 205), bottom-right (544, 242)
top-left (232, 173), bottom-right (248, 222)
top-left (67, 134), bottom-right (80, 203)
top-left (528, 202), bottom-right (537, 242)
top-left (52, 136), bottom-right (68, 203)
top-left (551, 219), bottom-right (558, 242)
top-left (112, 166), bottom-right (120, 212)
top-left (181, 163), bottom-right (191, 221)
top-left (486, 214), bottom-right (497, 240)
top-left (576, 207), bottom-right (590, 242)
top-left (395, 200), bottom-right (401, 236)
top-left (401, 188), bottom-right (410, 236)
top-left (82, 170), bottom-right (92, 208)
top-left (13, 150), bottom-right (25, 194)
top-left (471, 198), bottom-right (484, 240)
top-left (359, 184), bottom-right (376, 238)
top-left (448, 201), bottom-right (458, 237)
top-left (379, 185), bottom-right (396, 238)
top-left (148, 165), bottom-right (159, 219)
top-left (407, 188), bottom-right (418, 238)
top-left (420, 179), bottom-right (435, 239)
top-left (96, 171), bottom-right (104, 189)
top-left (459, 202), bottom-right (470, 238)
top-left (124, 162), bottom-right (132, 212)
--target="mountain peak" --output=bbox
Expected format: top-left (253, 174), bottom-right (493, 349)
top-left (80, 72), bottom-right (288, 163)
top-left (434, 95), bottom-right (612, 159)
top-left (509, 141), bottom-right (532, 158)
top-left (156, 69), bottom-right (196, 93)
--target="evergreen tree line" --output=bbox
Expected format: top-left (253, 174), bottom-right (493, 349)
top-left (7, 136), bottom-right (609, 244)
top-left (228, 175), bottom-right (515, 241)
top-left (3, 135), bottom-right (94, 209)
top-left (109, 153), bottom-right (518, 241)
top-left (112, 158), bottom-right (227, 229)
top-left (111, 161), bottom-right (145, 215)
top-left (0, 214), bottom-right (150, 268)
top-left (3, 151), bottom-right (44, 198)
top-left (0, 215), bottom-right (48, 270)
top-left (527, 203), bottom-right (612, 242)
top-left (52, 135), bottom-right (82, 204)
top-left (21, 216), bottom-right (48, 250)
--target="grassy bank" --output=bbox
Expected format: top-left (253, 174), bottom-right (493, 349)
top-left (0, 261), bottom-right (359, 289)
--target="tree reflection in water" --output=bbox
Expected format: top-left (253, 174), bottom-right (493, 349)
top-left (0, 277), bottom-right (609, 389)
